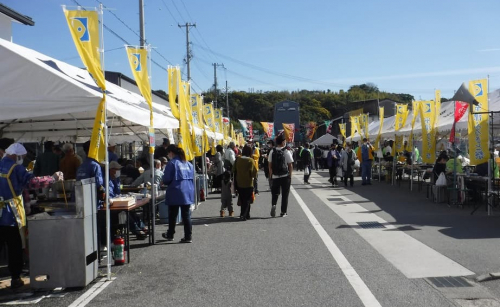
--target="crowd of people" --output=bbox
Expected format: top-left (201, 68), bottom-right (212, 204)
top-left (4, 131), bottom-right (497, 291)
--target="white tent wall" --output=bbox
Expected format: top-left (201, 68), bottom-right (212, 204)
top-left (0, 38), bottom-right (179, 143)
top-left (310, 133), bottom-right (337, 146)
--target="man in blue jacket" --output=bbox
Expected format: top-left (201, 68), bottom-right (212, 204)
top-left (361, 138), bottom-right (374, 185)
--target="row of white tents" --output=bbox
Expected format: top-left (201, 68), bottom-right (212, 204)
top-left (0, 38), bottom-right (224, 145)
top-left (348, 90), bottom-right (500, 142)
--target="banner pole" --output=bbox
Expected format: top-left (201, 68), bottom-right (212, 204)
top-left (98, 3), bottom-right (112, 281)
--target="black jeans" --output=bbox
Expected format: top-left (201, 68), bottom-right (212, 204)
top-left (314, 158), bottom-right (320, 170)
top-left (271, 176), bottom-right (291, 214)
top-left (303, 165), bottom-right (311, 183)
top-left (167, 205), bottom-right (192, 240)
top-left (0, 226), bottom-right (23, 279)
top-left (237, 187), bottom-right (253, 219)
top-left (329, 166), bottom-right (337, 184)
top-left (344, 167), bottom-right (354, 187)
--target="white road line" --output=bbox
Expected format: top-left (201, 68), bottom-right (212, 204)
top-left (306, 173), bottom-right (474, 278)
top-left (290, 186), bottom-right (382, 307)
top-left (68, 277), bottom-right (115, 307)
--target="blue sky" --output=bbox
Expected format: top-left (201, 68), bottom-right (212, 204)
top-left (5, 0), bottom-right (500, 100)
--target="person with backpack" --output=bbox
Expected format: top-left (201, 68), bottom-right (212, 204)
top-left (300, 143), bottom-right (313, 184)
top-left (268, 134), bottom-right (294, 217)
top-left (341, 143), bottom-right (357, 187)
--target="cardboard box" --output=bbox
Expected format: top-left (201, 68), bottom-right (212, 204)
top-left (111, 197), bottom-right (135, 207)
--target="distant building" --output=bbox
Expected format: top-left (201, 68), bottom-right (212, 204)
top-left (0, 3), bottom-right (34, 41)
top-left (273, 100), bottom-right (300, 143)
top-left (105, 71), bottom-right (169, 106)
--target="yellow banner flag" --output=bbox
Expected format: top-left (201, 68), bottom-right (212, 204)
top-left (419, 101), bottom-right (437, 163)
top-left (435, 90), bottom-right (441, 125)
top-left (167, 66), bottom-right (180, 119)
top-left (87, 97), bottom-right (106, 163)
top-left (395, 104), bottom-right (408, 131)
top-left (126, 46), bottom-right (154, 153)
top-left (468, 79), bottom-right (489, 165)
top-left (203, 104), bottom-right (215, 132)
top-left (214, 108), bottom-right (223, 135)
top-left (350, 116), bottom-right (359, 139)
top-left (231, 124), bottom-right (236, 141)
top-left (339, 123), bottom-right (346, 138)
top-left (178, 81), bottom-right (194, 160)
top-left (64, 9), bottom-right (105, 90)
top-left (408, 101), bottom-right (421, 149)
top-left (238, 132), bottom-right (245, 147)
top-left (374, 107), bottom-right (384, 150)
top-left (358, 114), bottom-right (369, 138)
top-left (126, 47), bottom-right (152, 108)
top-left (191, 93), bottom-right (204, 129)
top-left (64, 8), bottom-right (106, 162)
top-left (394, 135), bottom-right (404, 156)
top-left (282, 123), bottom-right (295, 143)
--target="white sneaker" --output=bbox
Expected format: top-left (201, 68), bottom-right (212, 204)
top-left (270, 205), bottom-right (276, 217)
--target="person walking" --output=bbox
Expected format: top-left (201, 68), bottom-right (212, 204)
top-left (300, 143), bottom-right (313, 184)
top-left (161, 145), bottom-right (194, 243)
top-left (220, 171), bottom-right (234, 217)
top-left (313, 145), bottom-right (322, 171)
top-left (361, 138), bottom-right (374, 185)
top-left (233, 145), bottom-right (257, 221)
top-left (341, 143), bottom-right (357, 187)
top-left (326, 143), bottom-right (340, 186)
top-left (268, 134), bottom-right (294, 217)
top-left (212, 145), bottom-right (225, 192)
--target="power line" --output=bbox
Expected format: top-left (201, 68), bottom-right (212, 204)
top-left (170, 0), bottom-right (186, 23)
top-left (60, 46), bottom-right (125, 61)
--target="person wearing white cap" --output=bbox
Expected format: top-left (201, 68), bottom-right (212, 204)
top-left (108, 140), bottom-right (118, 162)
top-left (0, 143), bottom-right (63, 289)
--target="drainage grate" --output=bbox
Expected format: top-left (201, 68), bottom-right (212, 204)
top-left (327, 198), bottom-right (344, 202)
top-left (428, 277), bottom-right (472, 288)
top-left (357, 221), bottom-right (386, 229)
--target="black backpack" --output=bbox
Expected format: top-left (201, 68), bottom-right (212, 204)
top-left (301, 149), bottom-right (312, 166)
top-left (272, 148), bottom-right (288, 176)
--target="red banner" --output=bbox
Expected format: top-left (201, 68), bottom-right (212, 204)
top-left (449, 101), bottom-right (469, 143)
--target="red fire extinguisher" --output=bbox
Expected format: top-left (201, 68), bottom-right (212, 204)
top-left (200, 187), bottom-right (205, 202)
top-left (113, 231), bottom-right (126, 265)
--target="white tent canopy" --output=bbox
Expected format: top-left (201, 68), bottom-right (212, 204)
top-left (311, 133), bottom-right (337, 146)
top-left (0, 38), bottom-right (179, 143)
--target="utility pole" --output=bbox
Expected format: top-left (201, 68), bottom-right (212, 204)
top-left (178, 22), bottom-right (196, 81)
top-left (139, 0), bottom-right (145, 47)
top-left (213, 63), bottom-right (224, 108)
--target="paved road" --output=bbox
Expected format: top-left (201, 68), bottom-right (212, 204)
top-left (3, 170), bottom-right (500, 306)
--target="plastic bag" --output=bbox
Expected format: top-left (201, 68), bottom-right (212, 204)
top-left (303, 167), bottom-right (310, 176)
top-left (336, 166), bottom-right (343, 177)
top-left (435, 172), bottom-right (447, 186)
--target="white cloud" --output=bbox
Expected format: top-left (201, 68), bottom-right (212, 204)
top-left (477, 48), bottom-right (500, 52)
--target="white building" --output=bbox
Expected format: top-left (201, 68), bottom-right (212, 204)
top-left (0, 3), bottom-right (34, 41)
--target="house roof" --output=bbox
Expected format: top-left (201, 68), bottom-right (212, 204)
top-left (0, 3), bottom-right (35, 26)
